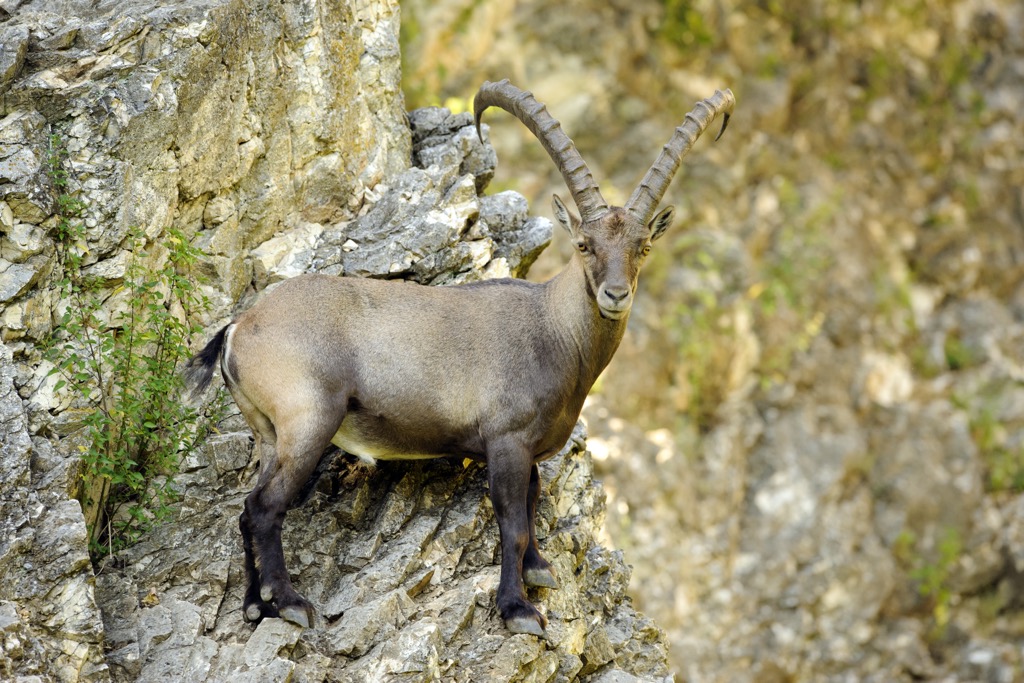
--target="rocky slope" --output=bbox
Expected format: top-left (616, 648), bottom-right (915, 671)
top-left (401, 0), bottom-right (1024, 680)
top-left (1, 0), bottom-right (672, 681)
top-left (91, 419), bottom-right (671, 683)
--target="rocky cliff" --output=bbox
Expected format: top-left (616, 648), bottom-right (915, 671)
top-left (402, 0), bottom-right (1024, 680)
top-left (1, 0), bottom-right (672, 681)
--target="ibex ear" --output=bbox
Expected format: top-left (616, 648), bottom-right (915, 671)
top-left (648, 206), bottom-right (675, 242)
top-left (552, 194), bottom-right (581, 237)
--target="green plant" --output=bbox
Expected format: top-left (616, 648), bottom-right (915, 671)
top-left (650, 235), bottom-right (739, 433)
top-left (871, 261), bottom-right (917, 343)
top-left (912, 528), bottom-right (962, 636)
top-left (673, 291), bottom-right (732, 432)
top-left (46, 134), bottom-right (89, 256)
top-left (750, 182), bottom-right (835, 386)
top-left (909, 342), bottom-right (943, 380)
top-left (982, 444), bottom-right (1024, 494)
top-left (658, 0), bottom-right (715, 49)
top-left (44, 134), bottom-right (225, 561)
top-left (943, 331), bottom-right (980, 371)
top-left (896, 527), bottom-right (962, 639)
top-left (965, 395), bottom-right (1024, 494)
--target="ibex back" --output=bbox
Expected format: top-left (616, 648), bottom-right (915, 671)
top-left (185, 80), bottom-right (734, 636)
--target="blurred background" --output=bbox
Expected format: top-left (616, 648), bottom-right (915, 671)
top-left (399, 0), bottom-right (1024, 680)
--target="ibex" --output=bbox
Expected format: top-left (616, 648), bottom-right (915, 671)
top-left (185, 80), bottom-right (733, 636)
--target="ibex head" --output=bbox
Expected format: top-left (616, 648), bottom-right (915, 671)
top-left (475, 80), bottom-right (734, 320)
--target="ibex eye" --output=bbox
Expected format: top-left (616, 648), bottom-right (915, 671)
top-left (577, 242), bottom-right (588, 253)
top-left (642, 245), bottom-right (651, 256)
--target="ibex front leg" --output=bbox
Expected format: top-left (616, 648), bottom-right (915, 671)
top-left (488, 440), bottom-right (547, 635)
top-left (522, 463), bottom-right (558, 589)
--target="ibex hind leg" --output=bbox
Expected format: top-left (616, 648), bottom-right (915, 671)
top-left (240, 495), bottom-right (279, 623)
top-left (247, 408), bottom-right (342, 628)
top-left (230, 388), bottom-right (281, 624)
top-left (522, 463), bottom-right (558, 589)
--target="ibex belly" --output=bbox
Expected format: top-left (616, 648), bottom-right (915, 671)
top-left (330, 416), bottom-right (450, 465)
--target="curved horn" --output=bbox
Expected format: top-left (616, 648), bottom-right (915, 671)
top-left (475, 79), bottom-right (610, 223)
top-left (626, 88), bottom-right (735, 224)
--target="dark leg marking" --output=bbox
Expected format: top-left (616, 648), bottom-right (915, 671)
top-left (488, 443), bottom-right (547, 636)
top-left (522, 463), bottom-right (558, 589)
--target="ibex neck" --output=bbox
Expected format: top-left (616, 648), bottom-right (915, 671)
top-left (545, 256), bottom-right (628, 390)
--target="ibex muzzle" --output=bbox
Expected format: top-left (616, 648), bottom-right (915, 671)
top-left (185, 80), bottom-right (733, 636)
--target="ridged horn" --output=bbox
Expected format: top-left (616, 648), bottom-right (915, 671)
top-left (474, 79), bottom-right (610, 223)
top-left (626, 89), bottom-right (735, 224)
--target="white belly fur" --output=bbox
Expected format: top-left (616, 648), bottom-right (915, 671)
top-left (330, 422), bottom-right (443, 465)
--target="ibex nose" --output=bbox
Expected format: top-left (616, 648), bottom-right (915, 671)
top-left (604, 286), bottom-right (629, 303)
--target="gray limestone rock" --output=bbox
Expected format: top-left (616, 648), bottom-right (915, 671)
top-left (92, 424), bottom-right (670, 682)
top-left (0, 341), bottom-right (108, 682)
top-left (0, 109), bottom-right (52, 225)
top-left (0, 2), bottom-right (665, 681)
top-left (35, 0), bottom-right (1024, 681)
top-left (312, 106), bottom-right (552, 285)
top-left (0, 25), bottom-right (29, 90)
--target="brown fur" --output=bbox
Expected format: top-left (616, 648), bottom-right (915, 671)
top-left (186, 207), bottom-right (665, 633)
top-left (185, 80), bottom-right (732, 634)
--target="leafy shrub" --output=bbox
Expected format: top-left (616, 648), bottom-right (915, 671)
top-left (44, 134), bottom-right (225, 560)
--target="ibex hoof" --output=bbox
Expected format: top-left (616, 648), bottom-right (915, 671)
top-left (260, 584), bottom-right (274, 603)
top-left (279, 605), bottom-right (311, 629)
top-left (523, 566), bottom-right (559, 589)
top-left (244, 603), bottom-right (264, 623)
top-left (505, 615), bottom-right (546, 636)
top-left (502, 599), bottom-right (547, 636)
top-left (243, 600), bottom-right (279, 623)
